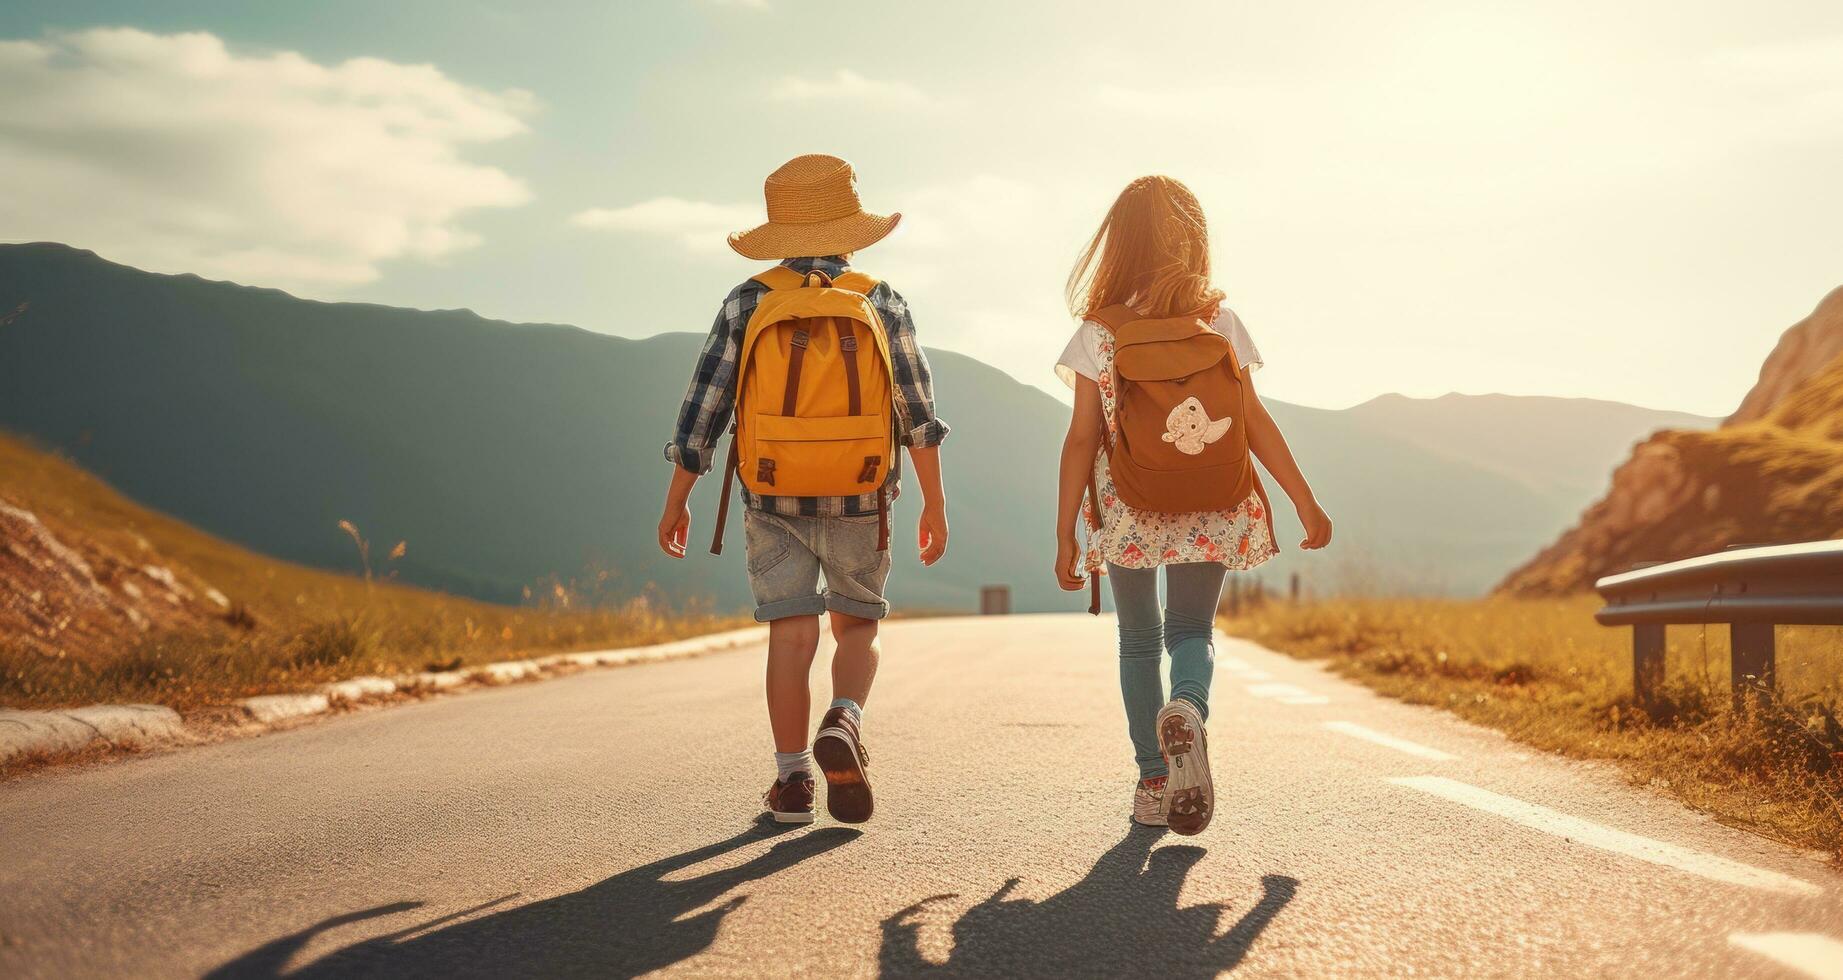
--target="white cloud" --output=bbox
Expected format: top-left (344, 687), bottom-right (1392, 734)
top-left (1706, 35), bottom-right (1843, 84)
top-left (767, 70), bottom-right (932, 107)
top-left (0, 28), bottom-right (533, 290)
top-left (570, 197), bottom-right (758, 252)
top-left (1093, 82), bottom-right (1249, 121)
top-left (1703, 35), bottom-right (1843, 140)
top-left (871, 173), bottom-right (1112, 396)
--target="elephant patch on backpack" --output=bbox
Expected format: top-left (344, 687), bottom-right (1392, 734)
top-left (1161, 397), bottom-right (1231, 455)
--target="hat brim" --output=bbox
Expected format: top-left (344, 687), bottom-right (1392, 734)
top-left (727, 210), bottom-right (901, 261)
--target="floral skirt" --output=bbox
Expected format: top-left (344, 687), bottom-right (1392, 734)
top-left (1083, 457), bottom-right (1279, 572)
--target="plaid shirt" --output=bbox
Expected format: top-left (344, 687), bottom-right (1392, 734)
top-left (664, 256), bottom-right (950, 516)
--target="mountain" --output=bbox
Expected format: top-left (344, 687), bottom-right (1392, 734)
top-left (1500, 288), bottom-right (1843, 594)
top-left (1345, 393), bottom-right (1716, 503)
top-left (0, 243), bottom-right (1702, 607)
top-left (0, 242), bottom-right (1066, 613)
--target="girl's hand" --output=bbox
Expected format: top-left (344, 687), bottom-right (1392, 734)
top-left (1298, 500), bottom-right (1333, 550)
top-left (1055, 536), bottom-right (1087, 591)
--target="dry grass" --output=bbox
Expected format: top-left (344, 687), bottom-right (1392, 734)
top-left (1, 433), bottom-right (743, 712)
top-left (1227, 595), bottom-right (1843, 859)
top-left (1, 598), bottom-right (737, 714)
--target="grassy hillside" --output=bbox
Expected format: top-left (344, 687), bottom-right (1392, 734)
top-left (1230, 596), bottom-right (1843, 858)
top-left (0, 431), bottom-right (732, 712)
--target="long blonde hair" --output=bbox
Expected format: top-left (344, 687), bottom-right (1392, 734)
top-left (1066, 175), bottom-right (1224, 321)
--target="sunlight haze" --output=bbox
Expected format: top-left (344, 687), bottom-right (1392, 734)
top-left (2, 0), bottom-right (1839, 415)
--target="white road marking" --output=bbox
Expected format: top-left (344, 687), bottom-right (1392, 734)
top-left (1729, 932), bottom-right (1843, 979)
top-left (1322, 721), bottom-right (1456, 761)
top-left (1245, 682), bottom-right (1330, 705)
top-left (1219, 655), bottom-right (1253, 672)
top-left (1389, 777), bottom-right (1823, 897)
top-left (1238, 669), bottom-right (1273, 681)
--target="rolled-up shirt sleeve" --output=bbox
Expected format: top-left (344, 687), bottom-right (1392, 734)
top-left (877, 285), bottom-right (950, 449)
top-left (663, 292), bottom-right (744, 475)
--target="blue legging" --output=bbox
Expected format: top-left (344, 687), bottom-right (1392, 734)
top-left (1109, 562), bottom-right (1228, 779)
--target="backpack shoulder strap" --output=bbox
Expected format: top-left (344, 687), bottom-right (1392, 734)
top-left (831, 270), bottom-right (880, 296)
top-left (750, 266), bottom-right (804, 291)
top-left (1084, 304), bottom-right (1138, 334)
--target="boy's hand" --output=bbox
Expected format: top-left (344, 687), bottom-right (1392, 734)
top-left (1055, 536), bottom-right (1086, 591)
top-left (1298, 500), bottom-right (1333, 550)
top-left (918, 502), bottom-right (949, 566)
top-left (657, 502), bottom-right (690, 558)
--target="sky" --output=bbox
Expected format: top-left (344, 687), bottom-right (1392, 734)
top-left (2, 0), bottom-right (1840, 416)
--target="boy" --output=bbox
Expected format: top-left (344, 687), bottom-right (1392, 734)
top-left (656, 154), bottom-right (950, 825)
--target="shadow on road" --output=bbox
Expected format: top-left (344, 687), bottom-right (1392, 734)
top-left (208, 820), bottom-right (859, 979)
top-left (879, 825), bottom-right (1297, 978)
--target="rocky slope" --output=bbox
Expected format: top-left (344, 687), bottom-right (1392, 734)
top-left (1728, 287), bottom-right (1843, 424)
top-left (0, 437), bottom-right (235, 659)
top-left (1499, 289), bottom-right (1843, 595)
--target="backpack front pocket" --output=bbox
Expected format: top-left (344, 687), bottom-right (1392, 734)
top-left (746, 413), bottom-right (889, 496)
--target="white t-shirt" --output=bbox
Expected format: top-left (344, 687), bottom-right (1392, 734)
top-left (1055, 301), bottom-right (1262, 389)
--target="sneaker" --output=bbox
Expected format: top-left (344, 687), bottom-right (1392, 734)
top-left (764, 771), bottom-right (815, 824)
top-left (812, 706), bottom-right (874, 824)
top-left (1157, 699), bottom-right (1213, 836)
top-left (1133, 776), bottom-right (1169, 827)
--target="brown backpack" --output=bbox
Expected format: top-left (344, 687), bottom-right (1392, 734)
top-left (1089, 304), bottom-right (1261, 512)
top-left (1079, 304), bottom-right (1274, 614)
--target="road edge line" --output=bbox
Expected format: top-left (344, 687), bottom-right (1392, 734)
top-left (0, 625), bottom-right (769, 770)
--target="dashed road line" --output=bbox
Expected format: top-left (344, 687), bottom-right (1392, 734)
top-left (1728, 932), bottom-right (1843, 979)
top-left (1389, 776), bottom-right (1823, 897)
top-left (1322, 721), bottom-right (1455, 761)
top-left (1245, 682), bottom-right (1329, 705)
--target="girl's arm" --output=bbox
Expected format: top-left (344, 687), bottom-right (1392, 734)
top-left (1243, 372), bottom-right (1334, 550)
top-left (1055, 377), bottom-right (1107, 590)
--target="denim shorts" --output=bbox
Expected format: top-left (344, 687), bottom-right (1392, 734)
top-left (743, 509), bottom-right (891, 622)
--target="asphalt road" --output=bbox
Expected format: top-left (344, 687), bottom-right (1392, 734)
top-left (2, 614), bottom-right (1840, 978)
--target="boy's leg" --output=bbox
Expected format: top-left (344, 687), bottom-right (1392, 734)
top-left (1164, 562), bottom-right (1229, 720)
top-left (813, 512), bottom-right (892, 712)
top-left (744, 511), bottom-right (827, 811)
top-left (810, 514), bottom-right (892, 823)
top-left (1107, 563), bottom-right (1167, 780)
top-left (827, 610), bottom-right (879, 710)
top-left (766, 616), bottom-right (822, 752)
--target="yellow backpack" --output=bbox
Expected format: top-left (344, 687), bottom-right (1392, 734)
top-left (710, 266), bottom-right (897, 554)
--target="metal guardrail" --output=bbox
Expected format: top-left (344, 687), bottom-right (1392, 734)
top-left (1594, 540), bottom-right (1843, 707)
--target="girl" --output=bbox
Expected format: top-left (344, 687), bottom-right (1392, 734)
top-left (1053, 175), bottom-right (1332, 835)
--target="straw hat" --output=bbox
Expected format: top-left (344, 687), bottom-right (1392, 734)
top-left (727, 154), bottom-right (901, 260)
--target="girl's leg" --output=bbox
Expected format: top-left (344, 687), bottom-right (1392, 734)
top-left (1107, 563), bottom-right (1167, 779)
top-left (1164, 562), bottom-right (1229, 720)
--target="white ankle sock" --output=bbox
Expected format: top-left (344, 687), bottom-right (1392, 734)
top-left (774, 749), bottom-right (812, 782)
top-left (829, 697), bottom-right (863, 728)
